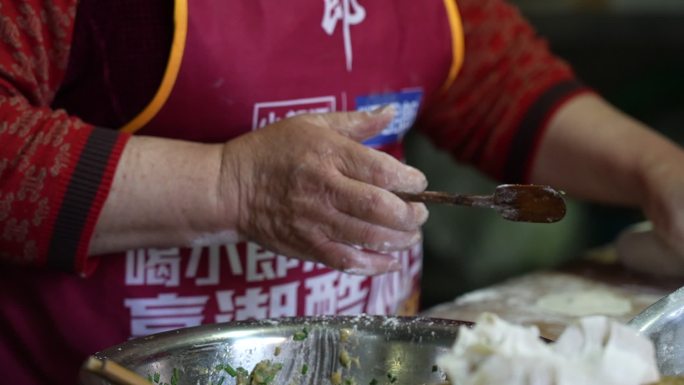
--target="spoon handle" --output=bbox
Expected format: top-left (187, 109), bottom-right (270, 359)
top-left (83, 356), bottom-right (153, 385)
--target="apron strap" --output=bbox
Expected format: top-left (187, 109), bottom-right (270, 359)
top-left (121, 0), bottom-right (189, 133)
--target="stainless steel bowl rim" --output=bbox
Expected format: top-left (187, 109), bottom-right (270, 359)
top-left (82, 315), bottom-right (473, 385)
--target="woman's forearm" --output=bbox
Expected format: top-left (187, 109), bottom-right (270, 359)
top-left (529, 93), bottom-right (683, 209)
top-left (87, 110), bottom-right (428, 276)
top-left (88, 136), bottom-right (233, 255)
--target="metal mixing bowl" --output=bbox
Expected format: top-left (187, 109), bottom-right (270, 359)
top-left (79, 316), bottom-right (470, 385)
top-left (629, 285), bottom-right (684, 376)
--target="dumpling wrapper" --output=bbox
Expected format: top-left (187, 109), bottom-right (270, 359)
top-left (437, 313), bottom-right (660, 385)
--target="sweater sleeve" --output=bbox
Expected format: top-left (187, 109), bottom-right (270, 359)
top-left (0, 0), bottom-right (129, 275)
top-left (417, 0), bottom-right (592, 182)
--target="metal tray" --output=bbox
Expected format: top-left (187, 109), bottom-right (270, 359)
top-left (79, 315), bottom-right (470, 385)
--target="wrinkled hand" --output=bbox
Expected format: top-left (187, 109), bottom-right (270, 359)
top-left (618, 159), bottom-right (684, 277)
top-left (217, 108), bottom-right (429, 275)
top-left (645, 160), bottom-right (684, 250)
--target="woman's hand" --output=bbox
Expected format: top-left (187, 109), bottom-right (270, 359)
top-left (618, 155), bottom-right (684, 277)
top-left (217, 108), bottom-right (429, 275)
top-left (529, 94), bottom-right (684, 277)
top-left (643, 158), bottom-right (684, 256)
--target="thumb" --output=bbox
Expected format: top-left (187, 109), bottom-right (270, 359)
top-left (616, 221), bottom-right (684, 277)
top-left (322, 105), bottom-right (396, 142)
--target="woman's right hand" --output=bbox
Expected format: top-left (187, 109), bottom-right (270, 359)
top-left (216, 108), bottom-right (429, 275)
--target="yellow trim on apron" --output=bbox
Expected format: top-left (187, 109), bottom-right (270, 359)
top-left (120, 1), bottom-right (461, 132)
top-left (440, 0), bottom-right (465, 93)
top-left (120, 0), bottom-right (189, 133)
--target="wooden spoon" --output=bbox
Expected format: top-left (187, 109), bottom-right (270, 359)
top-left (395, 184), bottom-right (566, 223)
top-left (83, 356), bottom-right (153, 385)
top-left (656, 378), bottom-right (684, 385)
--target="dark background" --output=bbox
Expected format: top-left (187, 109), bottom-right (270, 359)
top-left (411, 0), bottom-right (684, 309)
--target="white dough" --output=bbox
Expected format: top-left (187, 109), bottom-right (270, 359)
top-left (535, 290), bottom-right (632, 317)
top-left (437, 313), bottom-right (660, 385)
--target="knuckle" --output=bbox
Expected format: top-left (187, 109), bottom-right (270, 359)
top-left (364, 190), bottom-right (386, 212)
top-left (292, 166), bottom-right (336, 199)
top-left (346, 189), bottom-right (382, 220)
top-left (368, 157), bottom-right (392, 187)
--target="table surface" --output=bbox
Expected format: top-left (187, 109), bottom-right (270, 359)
top-left (421, 251), bottom-right (682, 340)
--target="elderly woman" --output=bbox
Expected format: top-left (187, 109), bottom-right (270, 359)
top-left (1, 0), bottom-right (684, 383)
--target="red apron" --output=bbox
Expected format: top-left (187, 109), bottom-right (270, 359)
top-left (112, 0), bottom-right (464, 337)
top-left (1, 3), bottom-right (464, 382)
top-left (0, 0), bottom-right (463, 383)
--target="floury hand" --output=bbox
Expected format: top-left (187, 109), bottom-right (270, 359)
top-left (216, 108), bottom-right (429, 275)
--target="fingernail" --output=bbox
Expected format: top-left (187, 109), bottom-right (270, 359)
top-left (343, 260), bottom-right (383, 276)
top-left (370, 104), bottom-right (396, 117)
top-left (342, 251), bottom-right (402, 276)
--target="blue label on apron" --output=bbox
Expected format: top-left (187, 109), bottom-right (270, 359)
top-left (356, 89), bottom-right (423, 147)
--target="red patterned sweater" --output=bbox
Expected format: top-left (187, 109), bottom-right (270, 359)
top-left (0, 0), bottom-right (583, 273)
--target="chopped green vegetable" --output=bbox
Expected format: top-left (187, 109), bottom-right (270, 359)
top-left (301, 364), bottom-right (308, 375)
top-left (344, 378), bottom-right (356, 385)
top-left (293, 328), bottom-right (309, 341)
top-left (274, 346), bottom-right (282, 356)
top-left (237, 367), bottom-right (249, 376)
top-left (236, 366), bottom-right (250, 385)
top-left (369, 378), bottom-right (378, 385)
top-left (145, 358), bottom-right (291, 385)
top-left (431, 365), bottom-right (438, 373)
top-left (218, 363), bottom-right (238, 377)
top-left (386, 373), bottom-right (397, 384)
top-left (170, 368), bottom-right (180, 385)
